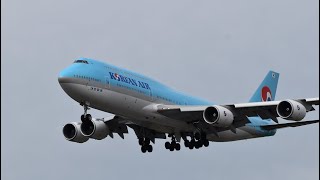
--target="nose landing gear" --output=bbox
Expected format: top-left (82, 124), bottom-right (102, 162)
top-left (80, 102), bottom-right (92, 122)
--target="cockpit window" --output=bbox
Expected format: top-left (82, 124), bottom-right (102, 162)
top-left (74, 60), bottom-right (89, 64)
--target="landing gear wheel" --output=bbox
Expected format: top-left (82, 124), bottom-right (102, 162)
top-left (175, 143), bottom-right (181, 151)
top-left (203, 140), bottom-right (209, 147)
top-left (171, 141), bottom-right (176, 147)
top-left (138, 138), bottom-right (144, 146)
top-left (194, 140), bottom-right (202, 149)
top-left (190, 139), bottom-right (196, 145)
top-left (169, 146), bottom-right (175, 151)
top-left (147, 145), bottom-right (153, 152)
top-left (165, 142), bottom-right (171, 149)
top-left (81, 115), bottom-right (85, 121)
top-left (85, 114), bottom-right (92, 121)
top-left (195, 144), bottom-right (200, 149)
top-left (141, 146), bottom-right (147, 153)
top-left (189, 144), bottom-right (194, 149)
top-left (184, 140), bottom-right (190, 147)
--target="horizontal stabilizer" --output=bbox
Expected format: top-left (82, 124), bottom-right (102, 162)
top-left (260, 120), bottom-right (319, 130)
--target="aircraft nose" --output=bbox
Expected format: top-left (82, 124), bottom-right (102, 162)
top-left (58, 67), bottom-right (73, 84)
top-left (58, 67), bottom-right (81, 101)
top-left (58, 71), bottom-right (66, 84)
top-left (58, 76), bottom-right (66, 84)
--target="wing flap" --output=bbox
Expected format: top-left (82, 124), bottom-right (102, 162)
top-left (157, 105), bottom-right (204, 122)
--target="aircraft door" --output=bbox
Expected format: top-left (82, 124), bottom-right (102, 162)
top-left (149, 89), bottom-right (154, 101)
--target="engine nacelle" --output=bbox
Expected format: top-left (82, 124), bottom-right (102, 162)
top-left (203, 105), bottom-right (234, 127)
top-left (80, 118), bottom-right (110, 140)
top-left (63, 122), bottom-right (89, 143)
top-left (276, 100), bottom-right (306, 121)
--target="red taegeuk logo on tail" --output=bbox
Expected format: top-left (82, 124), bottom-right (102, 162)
top-left (261, 86), bottom-right (272, 102)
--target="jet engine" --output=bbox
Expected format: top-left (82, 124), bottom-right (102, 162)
top-left (63, 122), bottom-right (89, 143)
top-left (276, 100), bottom-right (306, 121)
top-left (203, 106), bottom-right (234, 127)
top-left (80, 118), bottom-right (110, 140)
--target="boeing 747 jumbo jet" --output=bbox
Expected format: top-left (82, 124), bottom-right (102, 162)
top-left (58, 58), bottom-right (319, 153)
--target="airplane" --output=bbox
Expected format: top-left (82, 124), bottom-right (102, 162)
top-left (58, 57), bottom-right (319, 153)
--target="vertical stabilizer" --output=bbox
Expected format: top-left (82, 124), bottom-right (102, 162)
top-left (249, 71), bottom-right (279, 102)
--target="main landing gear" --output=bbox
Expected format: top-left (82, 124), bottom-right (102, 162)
top-left (164, 135), bottom-right (181, 151)
top-left (184, 132), bottom-right (209, 150)
top-left (138, 138), bottom-right (153, 153)
top-left (80, 103), bottom-right (92, 122)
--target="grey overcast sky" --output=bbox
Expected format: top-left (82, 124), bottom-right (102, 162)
top-left (1, 0), bottom-right (319, 180)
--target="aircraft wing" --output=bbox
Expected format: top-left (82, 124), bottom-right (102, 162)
top-left (157, 97), bottom-right (319, 124)
top-left (260, 120), bottom-right (319, 130)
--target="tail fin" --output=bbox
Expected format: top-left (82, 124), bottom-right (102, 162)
top-left (249, 71), bottom-right (279, 102)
